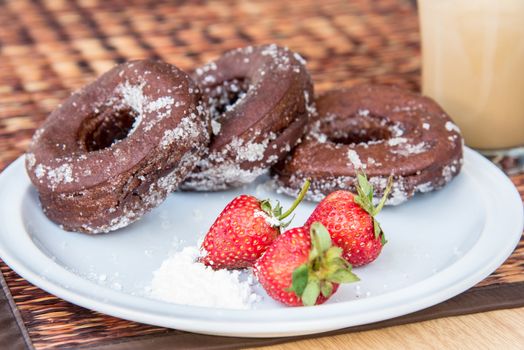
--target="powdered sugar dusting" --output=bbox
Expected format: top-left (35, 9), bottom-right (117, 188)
top-left (160, 113), bottom-right (202, 149)
top-left (211, 120), bottom-right (222, 135)
top-left (115, 79), bottom-right (176, 132)
top-left (357, 109), bottom-right (370, 117)
top-left (293, 52), bottom-right (307, 65)
top-left (118, 80), bottom-right (147, 113)
top-left (384, 182), bottom-right (409, 205)
top-left (26, 153), bottom-right (36, 168)
top-left (150, 246), bottom-right (258, 309)
top-left (47, 164), bottom-right (73, 186)
top-left (442, 163), bottom-right (456, 182)
top-left (147, 96), bottom-right (175, 113)
top-left (233, 137), bottom-right (272, 162)
top-left (33, 163), bottom-right (74, 190)
top-left (183, 132), bottom-right (278, 190)
top-left (445, 121), bottom-right (461, 133)
top-left (389, 123), bottom-right (404, 137)
top-left (304, 91), bottom-right (317, 117)
top-left (416, 182), bottom-right (434, 193)
top-left (309, 119), bottom-right (328, 143)
top-left (260, 43), bottom-right (293, 72)
top-left (347, 149), bottom-right (364, 169)
top-left (253, 210), bottom-right (280, 227)
top-left (195, 61), bottom-right (218, 77)
top-left (388, 137), bottom-right (408, 146)
top-left (183, 161), bottom-right (268, 191)
top-left (391, 142), bottom-right (430, 156)
top-left (200, 78), bottom-right (249, 120)
top-left (32, 128), bottom-right (45, 143)
top-left (34, 164), bottom-right (45, 179)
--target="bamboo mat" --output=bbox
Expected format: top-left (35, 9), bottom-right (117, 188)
top-left (0, 0), bottom-right (522, 349)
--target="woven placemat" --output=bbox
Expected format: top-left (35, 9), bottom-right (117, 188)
top-left (0, 0), bottom-right (522, 349)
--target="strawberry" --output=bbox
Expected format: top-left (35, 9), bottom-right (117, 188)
top-left (254, 222), bottom-right (359, 306)
top-left (304, 173), bottom-right (392, 267)
top-left (200, 181), bottom-right (310, 270)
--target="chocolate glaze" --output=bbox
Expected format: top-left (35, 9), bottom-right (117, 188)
top-left (272, 84), bottom-right (464, 205)
top-left (26, 60), bottom-right (210, 233)
top-left (180, 44), bottom-right (315, 191)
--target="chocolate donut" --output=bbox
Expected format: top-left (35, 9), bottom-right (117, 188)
top-left (272, 84), bottom-right (463, 205)
top-left (180, 44), bottom-right (315, 191)
top-left (26, 60), bottom-right (210, 233)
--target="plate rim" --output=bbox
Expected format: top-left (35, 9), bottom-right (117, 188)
top-left (0, 148), bottom-right (522, 337)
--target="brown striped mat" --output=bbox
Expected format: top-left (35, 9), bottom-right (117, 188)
top-left (0, 0), bottom-right (523, 349)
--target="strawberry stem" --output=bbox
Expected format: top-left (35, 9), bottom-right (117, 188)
top-left (278, 180), bottom-right (310, 220)
top-left (374, 176), bottom-right (393, 216)
top-left (353, 171), bottom-right (393, 240)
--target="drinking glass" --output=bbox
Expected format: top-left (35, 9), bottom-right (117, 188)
top-left (418, 0), bottom-right (524, 171)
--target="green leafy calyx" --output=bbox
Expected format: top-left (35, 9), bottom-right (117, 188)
top-left (260, 180), bottom-right (310, 229)
top-left (288, 222), bottom-right (359, 306)
top-left (353, 172), bottom-right (392, 240)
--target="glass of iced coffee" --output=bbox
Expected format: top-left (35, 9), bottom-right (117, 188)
top-left (418, 0), bottom-right (524, 170)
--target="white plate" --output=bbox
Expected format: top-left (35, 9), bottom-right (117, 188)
top-left (0, 148), bottom-right (522, 337)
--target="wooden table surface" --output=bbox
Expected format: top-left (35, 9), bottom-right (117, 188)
top-left (252, 307), bottom-right (524, 349)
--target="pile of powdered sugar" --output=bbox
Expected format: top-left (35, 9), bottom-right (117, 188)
top-left (149, 246), bottom-right (259, 309)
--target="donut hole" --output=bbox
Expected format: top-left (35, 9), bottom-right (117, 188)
top-left (78, 107), bottom-right (138, 152)
top-left (328, 128), bottom-right (392, 145)
top-left (205, 78), bottom-right (250, 119)
top-left (323, 114), bottom-right (393, 145)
